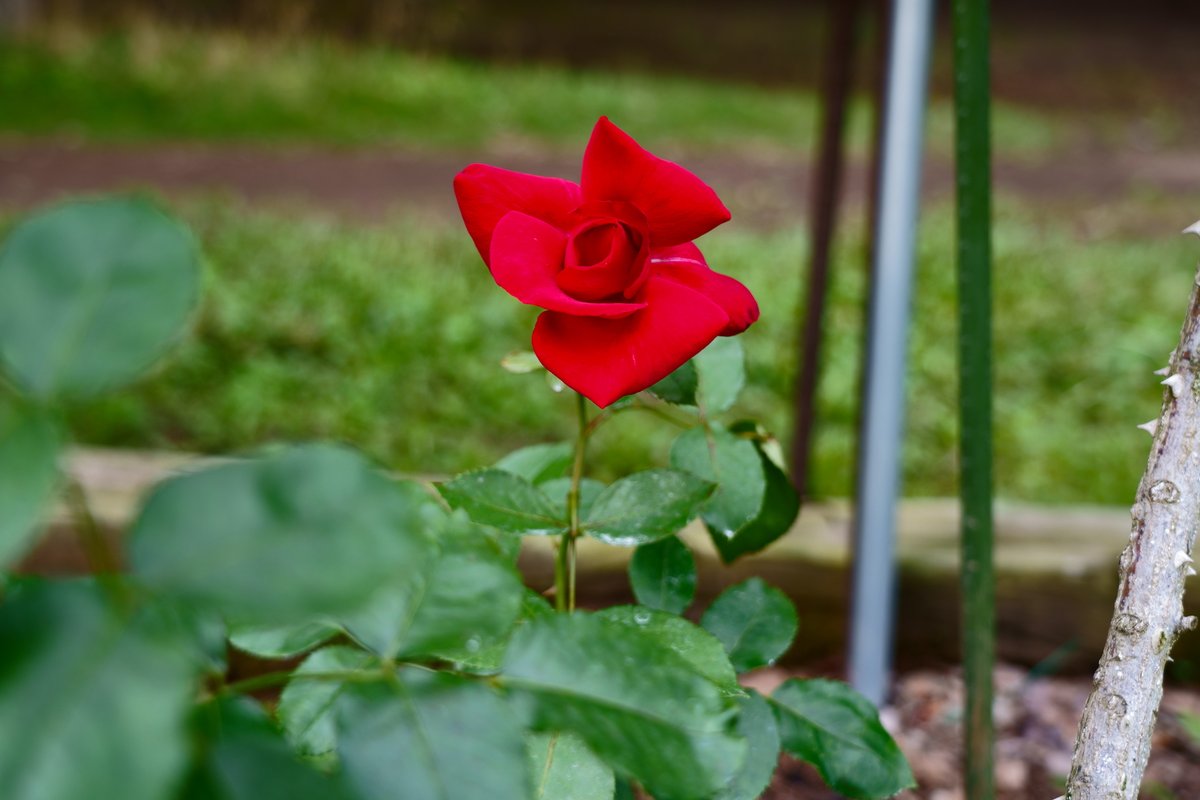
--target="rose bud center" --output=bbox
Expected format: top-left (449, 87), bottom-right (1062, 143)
top-left (557, 216), bottom-right (648, 301)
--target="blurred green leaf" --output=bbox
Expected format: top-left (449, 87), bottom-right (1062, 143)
top-left (342, 516), bottom-right (524, 659)
top-left (183, 697), bottom-right (353, 799)
top-left (629, 536), bottom-right (697, 615)
top-left (495, 442), bottom-right (572, 484)
top-left (701, 578), bottom-right (798, 673)
top-left (596, 606), bottom-right (741, 696)
top-left (503, 613), bottom-right (745, 799)
top-left (713, 690), bottom-right (780, 800)
top-left (527, 731), bottom-right (615, 800)
top-left (650, 360), bottom-right (698, 406)
top-left (583, 469), bottom-right (713, 546)
top-left (438, 468), bottom-right (565, 535)
top-left (0, 580), bottom-right (195, 800)
top-left (771, 678), bottom-right (914, 799)
top-left (694, 338), bottom-right (744, 414)
top-left (228, 620), bottom-right (340, 659)
top-left (432, 588), bottom-right (554, 674)
top-left (1179, 710), bottom-right (1200, 745)
top-left (129, 444), bottom-right (440, 625)
top-left (337, 670), bottom-right (529, 800)
top-left (0, 197), bottom-right (199, 399)
top-left (670, 426), bottom-right (766, 555)
top-left (501, 350), bottom-right (544, 374)
top-left (277, 646), bottom-right (375, 760)
top-left (0, 402), bottom-right (60, 567)
top-left (393, 539), bottom-right (524, 658)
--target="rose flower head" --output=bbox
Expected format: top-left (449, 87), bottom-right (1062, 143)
top-left (454, 116), bottom-right (759, 408)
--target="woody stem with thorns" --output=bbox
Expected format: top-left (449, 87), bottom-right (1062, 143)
top-left (1067, 231), bottom-right (1200, 798)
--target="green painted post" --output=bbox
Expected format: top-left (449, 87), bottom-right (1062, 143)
top-left (953, 0), bottom-right (995, 797)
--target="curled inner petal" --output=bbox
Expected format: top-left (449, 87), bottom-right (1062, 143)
top-left (557, 218), bottom-right (648, 301)
top-left (490, 212), bottom-right (646, 318)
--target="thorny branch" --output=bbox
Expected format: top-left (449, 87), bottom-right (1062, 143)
top-left (1066, 228), bottom-right (1200, 798)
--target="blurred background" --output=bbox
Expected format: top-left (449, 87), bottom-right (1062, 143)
top-left (3, 3), bottom-right (1200, 795)
top-left (2, 0), bottom-right (1198, 505)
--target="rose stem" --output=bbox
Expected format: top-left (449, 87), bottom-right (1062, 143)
top-left (557, 391), bottom-right (590, 613)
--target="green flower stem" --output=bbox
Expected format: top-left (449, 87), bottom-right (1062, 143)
top-left (557, 391), bottom-right (590, 613)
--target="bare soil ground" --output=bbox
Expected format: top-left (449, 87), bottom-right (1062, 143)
top-left (749, 664), bottom-right (1200, 800)
top-left (3, 140), bottom-right (1198, 231)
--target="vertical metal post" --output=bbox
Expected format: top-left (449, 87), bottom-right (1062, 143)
top-left (790, 0), bottom-right (862, 498)
top-left (848, 0), bottom-right (934, 706)
top-left (954, 0), bottom-right (995, 795)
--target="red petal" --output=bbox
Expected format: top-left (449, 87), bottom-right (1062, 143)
top-left (491, 212), bottom-right (646, 318)
top-left (532, 275), bottom-right (730, 407)
top-left (454, 164), bottom-right (582, 266)
top-left (650, 248), bottom-right (759, 335)
top-left (580, 117), bottom-right (731, 248)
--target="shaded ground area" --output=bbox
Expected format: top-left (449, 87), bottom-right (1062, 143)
top-left (751, 664), bottom-right (1200, 800)
top-left (4, 140), bottom-right (1199, 230)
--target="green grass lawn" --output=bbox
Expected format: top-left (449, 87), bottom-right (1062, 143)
top-left (22, 193), bottom-right (1192, 506)
top-left (0, 25), bottom-right (1066, 157)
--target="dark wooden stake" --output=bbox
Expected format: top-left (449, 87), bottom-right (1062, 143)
top-left (790, 0), bottom-right (864, 495)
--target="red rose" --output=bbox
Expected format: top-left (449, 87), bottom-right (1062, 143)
top-left (454, 117), bottom-right (759, 408)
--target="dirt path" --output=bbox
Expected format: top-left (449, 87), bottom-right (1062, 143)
top-left (4, 140), bottom-right (1198, 229)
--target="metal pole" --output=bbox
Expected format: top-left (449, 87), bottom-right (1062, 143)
top-left (953, 0), bottom-right (996, 795)
top-left (847, 0), bottom-right (934, 707)
top-left (791, 0), bottom-right (863, 497)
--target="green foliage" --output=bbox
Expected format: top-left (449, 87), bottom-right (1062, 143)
top-left (503, 613), bottom-right (746, 799)
top-left (649, 359), bottom-right (698, 405)
top-left (583, 468), bottom-right (714, 546)
top-left (0, 581), bottom-right (196, 800)
top-left (0, 197), bottom-right (199, 399)
top-left (336, 671), bottom-right (529, 800)
top-left (702, 578), bottom-right (799, 673)
top-left (437, 468), bottom-right (565, 535)
top-left (182, 697), bottom-right (353, 799)
top-left (228, 620), bottom-right (340, 659)
top-left (596, 606), bottom-right (742, 696)
top-left (715, 690), bottom-right (781, 800)
top-left (0, 403), bottom-right (61, 566)
top-left (670, 424), bottom-right (800, 561)
top-left (276, 646), bottom-right (375, 759)
top-left (771, 678), bottom-right (916, 799)
top-left (526, 731), bottom-right (615, 800)
top-left (129, 445), bottom-right (441, 625)
top-left (628, 536), bottom-right (697, 614)
top-left (694, 338), bottom-right (746, 415)
top-left (0, 196), bottom-right (910, 800)
top-left (495, 442), bottom-right (573, 484)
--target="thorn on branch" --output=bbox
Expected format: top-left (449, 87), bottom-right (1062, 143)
top-left (1161, 373), bottom-right (1187, 398)
top-left (1137, 419), bottom-right (1159, 436)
